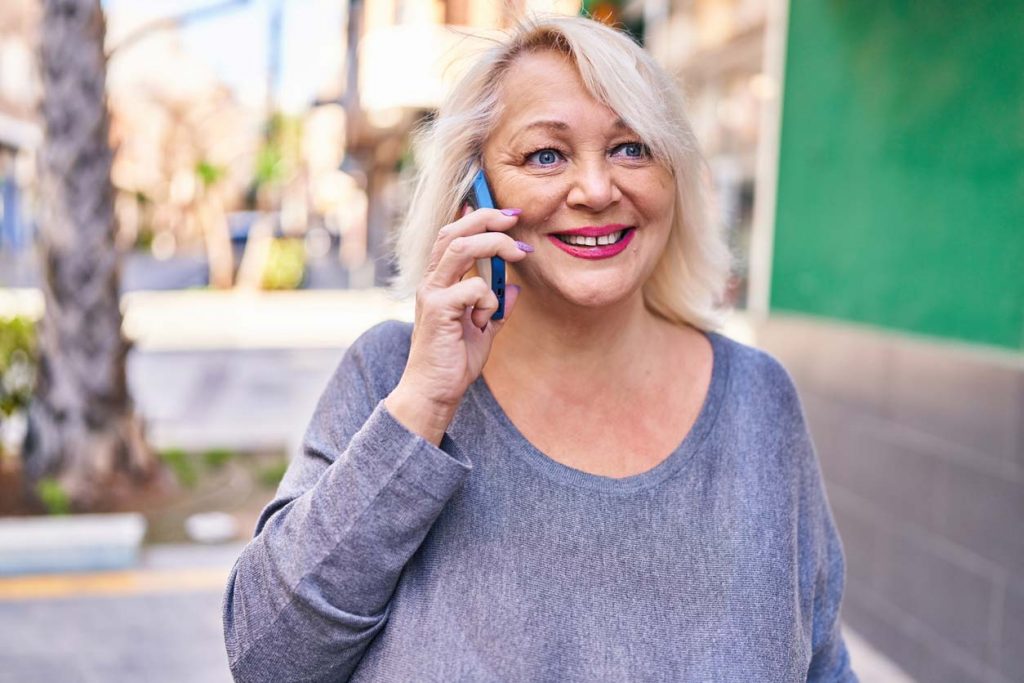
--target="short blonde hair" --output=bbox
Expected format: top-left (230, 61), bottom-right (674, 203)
top-left (388, 15), bottom-right (732, 330)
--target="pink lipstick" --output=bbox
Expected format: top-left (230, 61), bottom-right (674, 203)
top-left (551, 224), bottom-right (629, 238)
top-left (547, 226), bottom-right (635, 260)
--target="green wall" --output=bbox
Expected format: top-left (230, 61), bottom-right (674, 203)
top-left (772, 1), bottom-right (1024, 350)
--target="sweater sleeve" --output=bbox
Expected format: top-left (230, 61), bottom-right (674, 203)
top-left (760, 350), bottom-right (857, 682)
top-left (805, 482), bottom-right (857, 682)
top-left (791, 399), bottom-right (857, 681)
top-left (222, 324), bottom-right (472, 682)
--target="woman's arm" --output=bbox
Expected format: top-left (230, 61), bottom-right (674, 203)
top-left (764, 354), bottom-right (857, 682)
top-left (221, 205), bottom-right (528, 682)
top-left (221, 324), bottom-right (472, 682)
top-left (806, 499), bottom-right (857, 682)
top-left (790, 397), bottom-right (857, 681)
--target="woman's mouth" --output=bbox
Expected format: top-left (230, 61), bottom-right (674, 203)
top-left (548, 228), bottom-right (635, 260)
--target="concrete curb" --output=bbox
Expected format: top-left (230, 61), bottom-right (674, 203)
top-left (0, 513), bottom-right (147, 575)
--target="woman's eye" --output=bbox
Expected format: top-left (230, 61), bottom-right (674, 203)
top-left (612, 142), bottom-right (648, 158)
top-left (526, 148), bottom-right (563, 166)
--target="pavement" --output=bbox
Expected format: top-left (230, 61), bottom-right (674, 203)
top-left (0, 543), bottom-right (244, 683)
top-left (0, 286), bottom-right (913, 682)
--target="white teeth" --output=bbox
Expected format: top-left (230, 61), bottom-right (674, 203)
top-left (558, 230), bottom-right (625, 247)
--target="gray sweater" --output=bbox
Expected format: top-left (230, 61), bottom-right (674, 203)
top-left (223, 320), bottom-right (856, 682)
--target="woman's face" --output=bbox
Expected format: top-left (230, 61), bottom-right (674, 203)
top-left (482, 50), bottom-right (675, 312)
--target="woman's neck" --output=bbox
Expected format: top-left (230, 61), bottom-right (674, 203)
top-left (484, 288), bottom-right (678, 402)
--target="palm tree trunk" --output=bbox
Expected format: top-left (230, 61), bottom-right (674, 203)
top-left (25, 0), bottom-right (155, 509)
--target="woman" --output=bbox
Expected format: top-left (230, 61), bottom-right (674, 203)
top-left (223, 16), bottom-right (856, 682)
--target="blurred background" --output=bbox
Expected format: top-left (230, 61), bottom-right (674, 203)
top-left (0, 1), bottom-right (1020, 682)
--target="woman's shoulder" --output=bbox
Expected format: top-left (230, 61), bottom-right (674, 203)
top-left (707, 329), bottom-right (803, 417)
top-left (331, 320), bottom-right (413, 400)
top-left (349, 319), bottom-right (414, 362)
top-left (706, 330), bottom-right (815, 471)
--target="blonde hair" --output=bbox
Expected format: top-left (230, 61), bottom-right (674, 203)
top-left (388, 15), bottom-right (732, 330)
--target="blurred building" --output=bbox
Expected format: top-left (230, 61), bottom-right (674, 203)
top-left (749, 3), bottom-right (1024, 681)
top-left (646, 0), bottom-right (770, 308)
top-left (0, 0), bottom-right (41, 254)
top-left (105, 8), bottom-right (263, 261)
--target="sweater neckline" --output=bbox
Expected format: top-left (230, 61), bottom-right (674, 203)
top-left (469, 329), bottom-right (730, 493)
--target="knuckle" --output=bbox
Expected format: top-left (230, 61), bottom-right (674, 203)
top-left (449, 236), bottom-right (467, 253)
top-left (468, 275), bottom-right (488, 293)
top-left (481, 291), bottom-right (498, 310)
top-left (415, 285), bottom-right (433, 307)
top-left (423, 290), bottom-right (445, 312)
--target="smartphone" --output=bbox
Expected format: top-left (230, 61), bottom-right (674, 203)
top-left (465, 169), bottom-right (506, 320)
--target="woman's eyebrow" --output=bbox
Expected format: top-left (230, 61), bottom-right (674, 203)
top-left (517, 117), bottom-right (630, 134)
top-left (520, 119), bottom-right (571, 133)
top-left (524, 117), bottom-right (626, 132)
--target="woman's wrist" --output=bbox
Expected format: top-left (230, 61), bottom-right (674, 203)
top-left (383, 382), bottom-right (459, 447)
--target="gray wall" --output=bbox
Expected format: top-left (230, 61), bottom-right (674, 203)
top-left (758, 316), bottom-right (1023, 683)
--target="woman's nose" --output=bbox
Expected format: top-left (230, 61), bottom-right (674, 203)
top-left (566, 159), bottom-right (622, 212)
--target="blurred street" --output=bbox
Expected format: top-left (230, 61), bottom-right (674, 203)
top-left (0, 543), bottom-right (244, 683)
top-left (0, 246), bottom-right (358, 293)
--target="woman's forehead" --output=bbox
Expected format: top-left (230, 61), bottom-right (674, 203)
top-left (499, 51), bottom-right (591, 108)
top-left (494, 52), bottom-right (624, 137)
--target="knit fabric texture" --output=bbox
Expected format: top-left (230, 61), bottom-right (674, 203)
top-left (223, 320), bottom-right (857, 682)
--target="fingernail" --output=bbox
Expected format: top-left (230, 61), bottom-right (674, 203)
top-left (501, 208), bottom-right (522, 216)
top-left (515, 241), bottom-right (534, 253)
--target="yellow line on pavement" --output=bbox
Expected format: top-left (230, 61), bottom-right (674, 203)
top-left (0, 567), bottom-right (230, 601)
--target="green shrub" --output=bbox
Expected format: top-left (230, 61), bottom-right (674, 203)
top-left (257, 459), bottom-right (289, 488)
top-left (0, 316), bottom-right (37, 417)
top-left (159, 448), bottom-right (198, 488)
top-left (202, 448), bottom-right (235, 470)
top-left (35, 477), bottom-right (71, 516)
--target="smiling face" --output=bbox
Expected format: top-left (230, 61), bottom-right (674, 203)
top-left (482, 50), bottom-right (675, 312)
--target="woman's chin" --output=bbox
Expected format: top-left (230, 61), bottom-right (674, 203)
top-left (544, 280), bottom-right (640, 311)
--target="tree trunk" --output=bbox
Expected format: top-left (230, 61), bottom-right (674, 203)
top-left (25, 0), bottom-right (156, 509)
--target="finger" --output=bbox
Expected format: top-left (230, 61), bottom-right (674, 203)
top-left (430, 232), bottom-right (529, 288)
top-left (470, 286), bottom-right (500, 330)
top-left (426, 208), bottom-right (520, 274)
top-left (423, 276), bottom-right (493, 322)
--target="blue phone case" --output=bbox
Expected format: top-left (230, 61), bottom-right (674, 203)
top-left (467, 170), bottom-right (506, 320)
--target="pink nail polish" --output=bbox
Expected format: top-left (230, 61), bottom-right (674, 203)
top-left (501, 208), bottom-right (522, 216)
top-left (515, 241), bottom-right (534, 252)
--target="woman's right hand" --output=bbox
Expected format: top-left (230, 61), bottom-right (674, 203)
top-left (384, 207), bottom-right (531, 445)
